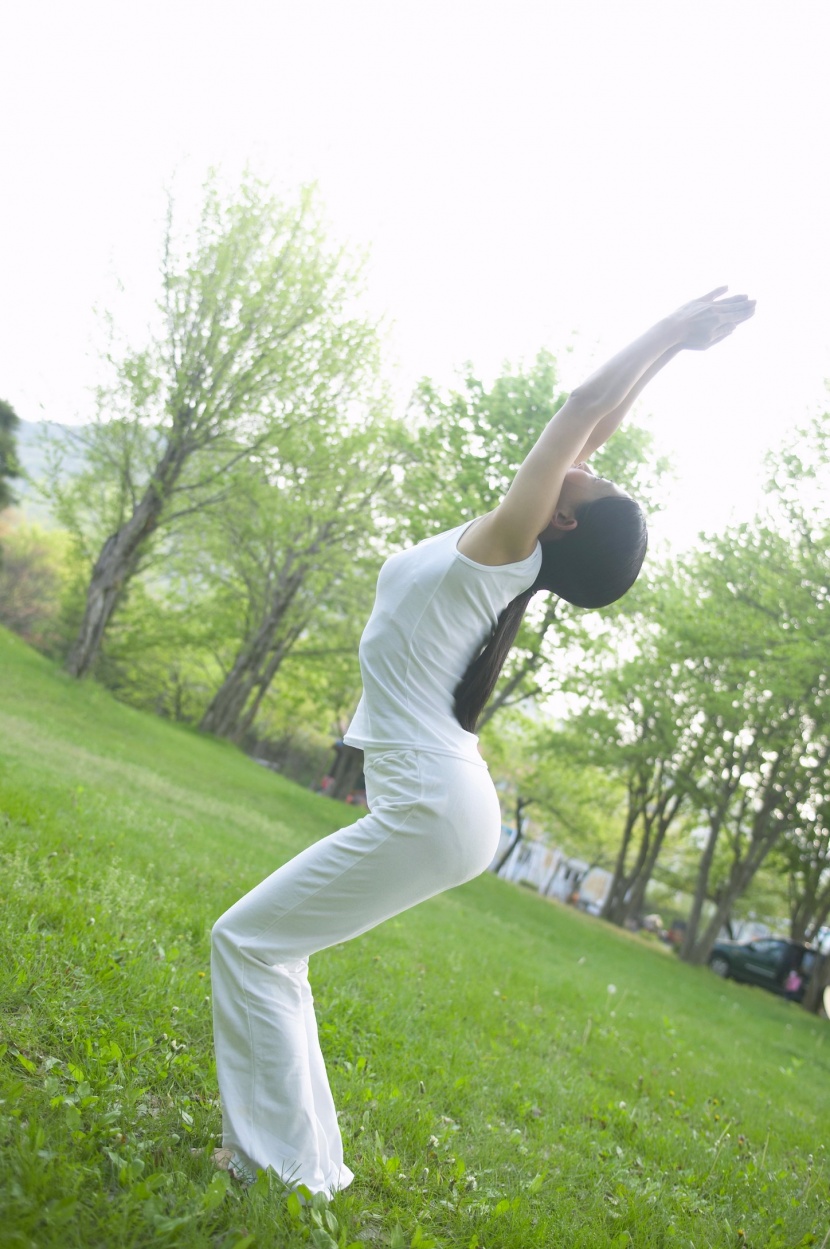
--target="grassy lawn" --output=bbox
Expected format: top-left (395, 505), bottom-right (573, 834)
top-left (1, 625), bottom-right (827, 1249)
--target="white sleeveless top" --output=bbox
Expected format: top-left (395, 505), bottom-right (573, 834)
top-left (344, 522), bottom-right (542, 763)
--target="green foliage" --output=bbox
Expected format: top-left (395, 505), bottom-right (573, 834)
top-left (481, 712), bottom-right (627, 868)
top-left (0, 514), bottom-right (81, 655)
top-left (402, 352), bottom-right (669, 548)
top-left (86, 408), bottom-right (404, 740)
top-left (532, 410), bottom-right (830, 957)
top-left (193, 404), bottom-right (406, 740)
top-left (0, 396), bottom-right (21, 511)
top-left (400, 355), bottom-right (671, 719)
top-left (44, 173), bottom-right (384, 677)
top-left (1, 627), bottom-right (829, 1247)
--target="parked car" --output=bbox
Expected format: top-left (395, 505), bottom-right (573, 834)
top-left (708, 937), bottom-right (818, 1002)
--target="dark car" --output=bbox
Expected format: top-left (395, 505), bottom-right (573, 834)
top-left (708, 937), bottom-right (818, 1002)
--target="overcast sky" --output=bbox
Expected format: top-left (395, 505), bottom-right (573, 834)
top-left (3, 0), bottom-right (829, 548)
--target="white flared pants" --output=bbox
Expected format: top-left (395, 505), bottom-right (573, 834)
top-left (210, 748), bottom-right (501, 1196)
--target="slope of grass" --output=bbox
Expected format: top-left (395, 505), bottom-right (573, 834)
top-left (1, 626), bottom-right (827, 1249)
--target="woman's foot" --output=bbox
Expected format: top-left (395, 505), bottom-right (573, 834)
top-left (212, 1147), bottom-right (257, 1187)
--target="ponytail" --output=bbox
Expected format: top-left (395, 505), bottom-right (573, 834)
top-left (453, 588), bottom-right (534, 733)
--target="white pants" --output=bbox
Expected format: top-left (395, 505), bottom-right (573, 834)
top-left (210, 748), bottom-right (501, 1196)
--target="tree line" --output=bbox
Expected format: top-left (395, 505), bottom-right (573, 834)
top-left (491, 421), bottom-right (830, 994)
top-left (1, 175), bottom-right (828, 1001)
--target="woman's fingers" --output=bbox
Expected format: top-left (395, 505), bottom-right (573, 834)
top-left (720, 300), bottom-right (756, 322)
top-left (698, 286), bottom-right (729, 302)
top-left (670, 289), bottom-right (755, 350)
top-left (709, 298), bottom-right (755, 326)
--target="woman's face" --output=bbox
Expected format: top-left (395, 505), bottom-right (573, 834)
top-left (538, 463), bottom-right (627, 540)
top-left (561, 463), bottom-right (626, 506)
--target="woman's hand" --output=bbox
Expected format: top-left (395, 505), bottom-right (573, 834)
top-left (669, 287), bottom-right (756, 351)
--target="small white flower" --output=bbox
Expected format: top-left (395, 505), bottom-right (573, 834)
top-left (607, 984), bottom-right (617, 995)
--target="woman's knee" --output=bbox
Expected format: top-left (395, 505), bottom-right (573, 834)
top-left (211, 908), bottom-right (238, 957)
top-left (211, 905), bottom-right (301, 970)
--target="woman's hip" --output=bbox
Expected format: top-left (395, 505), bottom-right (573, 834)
top-left (363, 747), bottom-right (502, 874)
top-left (212, 749), bottom-right (501, 959)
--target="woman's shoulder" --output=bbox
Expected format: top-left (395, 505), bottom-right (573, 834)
top-left (455, 512), bottom-right (539, 568)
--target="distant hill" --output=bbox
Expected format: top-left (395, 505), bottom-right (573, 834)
top-left (10, 419), bottom-right (87, 523)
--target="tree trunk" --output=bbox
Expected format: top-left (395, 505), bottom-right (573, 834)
top-left (600, 796), bottom-right (640, 923)
top-left (685, 806), bottom-right (787, 964)
top-left (328, 745), bottom-right (364, 801)
top-left (688, 889), bottom-right (742, 965)
top-left (791, 870), bottom-right (830, 945)
top-left (790, 889), bottom-right (817, 945)
top-left (494, 798), bottom-right (533, 876)
top-left (233, 624), bottom-right (305, 741)
top-left (621, 850), bottom-right (658, 926)
top-left (66, 492), bottom-right (161, 677)
top-left (199, 567), bottom-right (304, 738)
top-left (66, 433), bottom-right (188, 678)
top-left (608, 815), bottom-right (654, 925)
top-left (618, 794), bottom-right (683, 927)
top-left (494, 832), bottom-right (522, 876)
top-left (806, 894), bottom-right (830, 944)
top-left (679, 817), bottom-right (722, 963)
top-left (802, 952), bottom-right (830, 1014)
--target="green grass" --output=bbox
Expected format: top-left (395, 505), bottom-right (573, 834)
top-left (0, 624), bottom-right (827, 1249)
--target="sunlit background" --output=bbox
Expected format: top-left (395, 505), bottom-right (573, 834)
top-left (3, 0), bottom-right (829, 546)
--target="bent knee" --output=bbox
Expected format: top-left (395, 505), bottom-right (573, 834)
top-left (211, 909), bottom-right (236, 952)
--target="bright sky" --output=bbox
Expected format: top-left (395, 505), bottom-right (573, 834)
top-left (3, 0), bottom-right (830, 548)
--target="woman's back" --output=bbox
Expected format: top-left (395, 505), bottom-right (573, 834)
top-left (344, 523), bottom-right (541, 761)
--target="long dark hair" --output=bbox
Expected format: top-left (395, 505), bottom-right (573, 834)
top-left (453, 494), bottom-right (648, 732)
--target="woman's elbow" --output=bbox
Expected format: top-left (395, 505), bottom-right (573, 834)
top-left (561, 385), bottom-right (607, 420)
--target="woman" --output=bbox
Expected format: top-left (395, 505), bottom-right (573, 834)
top-left (210, 287), bottom-right (755, 1195)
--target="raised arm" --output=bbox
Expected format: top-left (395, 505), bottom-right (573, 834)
top-left (572, 344), bottom-right (681, 463)
top-left (460, 288), bottom-right (755, 564)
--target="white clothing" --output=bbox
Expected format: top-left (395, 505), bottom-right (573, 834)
top-left (211, 524), bottom-right (541, 1195)
top-left (345, 522), bottom-right (542, 762)
top-left (211, 748), bottom-right (502, 1195)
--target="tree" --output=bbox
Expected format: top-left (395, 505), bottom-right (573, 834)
top-left (196, 412), bottom-right (400, 741)
top-left (0, 398), bottom-right (21, 512)
top-left (0, 514), bottom-right (75, 652)
top-left (50, 176), bottom-right (380, 678)
top-left (546, 584), bottom-right (701, 929)
top-left (661, 520), bottom-right (830, 963)
top-left (402, 355), bottom-right (670, 723)
top-left (481, 712), bottom-right (627, 875)
top-left (326, 743), bottom-right (365, 802)
top-left (774, 810), bottom-right (830, 945)
top-left (546, 494), bottom-right (830, 953)
top-left (752, 413), bottom-right (830, 949)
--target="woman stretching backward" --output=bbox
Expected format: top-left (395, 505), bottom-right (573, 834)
top-left (210, 287), bottom-right (755, 1195)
